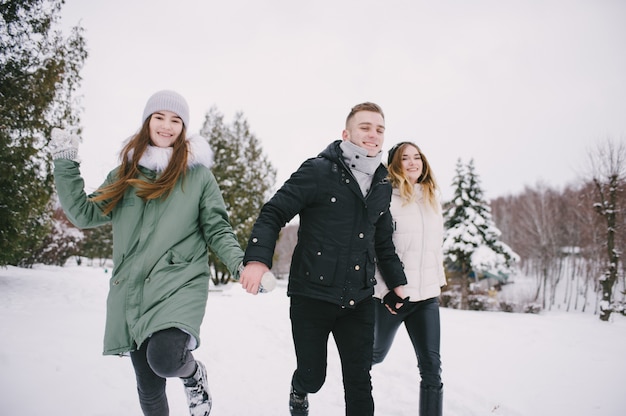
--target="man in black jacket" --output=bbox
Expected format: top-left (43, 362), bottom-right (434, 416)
top-left (240, 102), bottom-right (407, 416)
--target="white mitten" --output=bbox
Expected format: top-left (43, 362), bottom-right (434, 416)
top-left (50, 127), bottom-right (80, 161)
top-left (258, 271), bottom-right (277, 293)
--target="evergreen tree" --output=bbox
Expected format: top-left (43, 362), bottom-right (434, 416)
top-left (200, 107), bottom-right (276, 284)
top-left (0, 0), bottom-right (87, 266)
top-left (80, 224), bottom-right (113, 267)
top-left (443, 158), bottom-right (519, 309)
top-left (30, 206), bottom-right (84, 266)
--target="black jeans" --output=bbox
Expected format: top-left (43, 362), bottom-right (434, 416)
top-left (290, 295), bottom-right (375, 416)
top-left (372, 297), bottom-right (442, 388)
top-left (130, 328), bottom-right (197, 416)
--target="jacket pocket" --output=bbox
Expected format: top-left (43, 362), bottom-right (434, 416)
top-left (297, 245), bottom-right (337, 287)
top-left (143, 250), bottom-right (198, 306)
top-left (164, 249), bottom-right (191, 266)
top-left (150, 249), bottom-right (193, 282)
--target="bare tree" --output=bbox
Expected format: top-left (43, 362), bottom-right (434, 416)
top-left (561, 184), bottom-right (593, 312)
top-left (514, 184), bottom-right (565, 309)
top-left (588, 138), bottom-right (626, 321)
top-left (571, 182), bottom-right (606, 313)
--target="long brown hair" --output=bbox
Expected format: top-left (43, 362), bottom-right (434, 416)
top-left (90, 117), bottom-right (189, 215)
top-left (387, 141), bottom-right (439, 210)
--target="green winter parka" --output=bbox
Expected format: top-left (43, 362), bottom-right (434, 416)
top-left (53, 135), bottom-right (244, 355)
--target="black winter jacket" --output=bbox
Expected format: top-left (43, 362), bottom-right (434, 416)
top-left (244, 141), bottom-right (407, 308)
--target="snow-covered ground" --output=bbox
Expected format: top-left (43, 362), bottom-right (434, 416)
top-left (1, 264), bottom-right (624, 415)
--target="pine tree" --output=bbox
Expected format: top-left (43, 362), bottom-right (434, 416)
top-left (29, 206), bottom-right (84, 266)
top-left (80, 224), bottom-right (113, 267)
top-left (200, 107), bottom-right (276, 284)
top-left (0, 0), bottom-right (87, 266)
top-left (443, 158), bottom-right (519, 309)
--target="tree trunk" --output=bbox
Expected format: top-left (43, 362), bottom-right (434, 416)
top-left (460, 273), bottom-right (469, 310)
top-left (595, 174), bottom-right (620, 321)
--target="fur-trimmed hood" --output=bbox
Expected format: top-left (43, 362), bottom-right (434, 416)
top-left (128, 134), bottom-right (214, 172)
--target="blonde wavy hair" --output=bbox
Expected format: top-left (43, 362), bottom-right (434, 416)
top-left (90, 117), bottom-right (189, 215)
top-left (387, 141), bottom-right (440, 210)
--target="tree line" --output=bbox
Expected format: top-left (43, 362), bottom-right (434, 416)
top-left (491, 139), bottom-right (626, 320)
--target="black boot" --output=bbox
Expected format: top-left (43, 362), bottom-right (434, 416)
top-left (419, 384), bottom-right (443, 416)
top-left (289, 386), bottom-right (309, 416)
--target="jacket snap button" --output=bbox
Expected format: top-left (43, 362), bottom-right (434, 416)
top-left (349, 300), bottom-right (355, 306)
top-left (358, 233), bottom-right (364, 238)
top-left (354, 265), bottom-right (360, 271)
top-left (330, 197), bottom-right (336, 203)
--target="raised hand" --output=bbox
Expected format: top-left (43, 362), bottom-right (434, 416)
top-left (49, 127), bottom-right (80, 161)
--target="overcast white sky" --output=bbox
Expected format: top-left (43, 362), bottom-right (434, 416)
top-left (59, 0), bottom-right (626, 200)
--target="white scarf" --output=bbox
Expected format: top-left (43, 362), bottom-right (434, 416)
top-left (126, 135), bottom-right (214, 172)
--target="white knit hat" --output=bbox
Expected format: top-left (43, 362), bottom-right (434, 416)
top-left (142, 90), bottom-right (190, 127)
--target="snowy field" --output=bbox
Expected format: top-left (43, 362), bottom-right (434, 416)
top-left (1, 264), bottom-right (624, 416)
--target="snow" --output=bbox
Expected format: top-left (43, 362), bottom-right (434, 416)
top-left (443, 160), bottom-right (520, 280)
top-left (1, 264), bottom-right (625, 415)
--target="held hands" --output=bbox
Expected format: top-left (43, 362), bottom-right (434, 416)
top-left (240, 261), bottom-right (270, 295)
top-left (383, 287), bottom-right (409, 314)
top-left (49, 127), bottom-right (80, 161)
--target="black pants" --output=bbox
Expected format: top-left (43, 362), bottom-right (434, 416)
top-left (290, 295), bottom-right (375, 416)
top-left (130, 328), bottom-right (197, 416)
top-left (372, 297), bottom-right (442, 388)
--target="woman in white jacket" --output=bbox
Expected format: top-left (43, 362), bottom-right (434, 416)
top-left (372, 141), bottom-right (446, 416)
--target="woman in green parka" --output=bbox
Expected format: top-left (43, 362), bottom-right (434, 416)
top-left (50, 90), bottom-right (243, 416)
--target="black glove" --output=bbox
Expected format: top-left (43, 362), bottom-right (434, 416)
top-left (383, 290), bottom-right (409, 313)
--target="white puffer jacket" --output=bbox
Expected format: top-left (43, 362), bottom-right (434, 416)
top-left (374, 185), bottom-right (446, 301)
